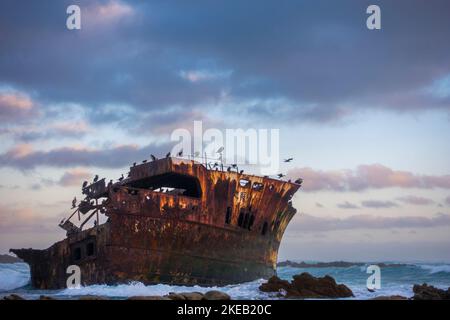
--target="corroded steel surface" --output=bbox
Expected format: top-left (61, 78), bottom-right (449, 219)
top-left (11, 158), bottom-right (300, 289)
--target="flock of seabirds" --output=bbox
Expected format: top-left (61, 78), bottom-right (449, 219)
top-left (69, 148), bottom-right (302, 211)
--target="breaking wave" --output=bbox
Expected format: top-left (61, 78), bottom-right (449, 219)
top-left (56, 279), bottom-right (269, 300)
top-left (0, 263), bottom-right (30, 291)
top-left (417, 264), bottom-right (450, 274)
top-left (2, 262), bottom-right (450, 299)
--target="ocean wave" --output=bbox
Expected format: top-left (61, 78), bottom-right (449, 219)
top-left (0, 263), bottom-right (30, 291)
top-left (56, 279), bottom-right (268, 300)
top-left (417, 264), bottom-right (450, 274)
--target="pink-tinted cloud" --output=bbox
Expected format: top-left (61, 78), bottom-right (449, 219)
top-left (288, 164), bottom-right (450, 192)
top-left (0, 91), bottom-right (34, 120)
top-left (0, 141), bottom-right (170, 170)
top-left (84, 0), bottom-right (134, 28)
top-left (58, 169), bottom-right (92, 187)
top-left (397, 195), bottom-right (434, 206)
top-left (0, 204), bottom-right (55, 233)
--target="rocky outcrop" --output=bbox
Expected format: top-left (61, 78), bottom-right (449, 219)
top-left (413, 284), bottom-right (450, 300)
top-left (78, 295), bottom-right (108, 300)
top-left (0, 254), bottom-right (23, 263)
top-left (128, 290), bottom-right (231, 300)
top-left (277, 260), bottom-right (408, 269)
top-left (277, 260), bottom-right (363, 268)
top-left (203, 290), bottom-right (231, 300)
top-left (3, 294), bottom-right (25, 300)
top-left (370, 295), bottom-right (408, 300)
top-left (1, 290), bottom-right (232, 301)
top-left (128, 296), bottom-right (171, 300)
top-left (259, 273), bottom-right (354, 298)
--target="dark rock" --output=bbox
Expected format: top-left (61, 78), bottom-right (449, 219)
top-left (165, 292), bottom-right (186, 300)
top-left (128, 296), bottom-right (171, 300)
top-left (277, 260), bottom-right (408, 269)
top-left (0, 254), bottom-right (23, 264)
top-left (413, 283), bottom-right (450, 300)
top-left (371, 295), bottom-right (408, 300)
top-left (277, 260), bottom-right (363, 268)
top-left (259, 272), bottom-right (354, 298)
top-left (203, 290), bottom-right (231, 300)
top-left (39, 295), bottom-right (57, 300)
top-left (78, 295), bottom-right (109, 300)
top-left (3, 294), bottom-right (25, 300)
top-left (179, 292), bottom-right (204, 300)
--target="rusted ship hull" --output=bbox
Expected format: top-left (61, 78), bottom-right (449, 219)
top-left (12, 157), bottom-right (300, 289)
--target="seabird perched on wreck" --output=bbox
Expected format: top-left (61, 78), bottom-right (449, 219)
top-left (11, 157), bottom-right (301, 289)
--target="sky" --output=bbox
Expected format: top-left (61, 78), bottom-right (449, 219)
top-left (1, 0), bottom-right (450, 262)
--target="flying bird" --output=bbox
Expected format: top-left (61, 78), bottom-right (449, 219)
top-left (284, 158), bottom-right (293, 162)
top-left (216, 146), bottom-right (224, 153)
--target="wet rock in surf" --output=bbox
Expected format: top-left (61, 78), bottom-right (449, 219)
top-left (259, 272), bottom-right (354, 298)
top-left (413, 283), bottom-right (450, 300)
top-left (3, 294), bottom-right (26, 300)
top-left (370, 295), bottom-right (408, 300)
top-left (203, 290), bottom-right (231, 300)
top-left (128, 296), bottom-right (171, 300)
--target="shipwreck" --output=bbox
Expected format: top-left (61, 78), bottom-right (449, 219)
top-left (11, 156), bottom-right (301, 289)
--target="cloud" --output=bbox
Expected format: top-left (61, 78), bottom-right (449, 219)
top-left (84, 0), bottom-right (135, 28)
top-left (0, 142), bottom-right (171, 170)
top-left (3, 120), bottom-right (91, 142)
top-left (397, 195), bottom-right (434, 206)
top-left (290, 213), bottom-right (450, 232)
top-left (58, 168), bottom-right (92, 187)
top-left (288, 164), bottom-right (450, 192)
top-left (0, 91), bottom-right (35, 121)
top-left (337, 201), bottom-right (359, 209)
top-left (0, 204), bottom-right (56, 233)
top-left (0, 0), bottom-right (449, 127)
top-left (361, 200), bottom-right (398, 209)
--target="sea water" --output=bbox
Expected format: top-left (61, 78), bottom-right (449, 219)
top-left (1, 262), bottom-right (449, 300)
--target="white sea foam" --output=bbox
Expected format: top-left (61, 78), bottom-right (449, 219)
top-left (2, 262), bottom-right (450, 299)
top-left (0, 263), bottom-right (30, 291)
top-left (417, 264), bottom-right (450, 274)
top-left (56, 279), bottom-right (269, 300)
